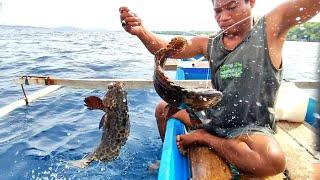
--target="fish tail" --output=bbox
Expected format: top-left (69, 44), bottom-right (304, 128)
top-left (65, 153), bottom-right (94, 168)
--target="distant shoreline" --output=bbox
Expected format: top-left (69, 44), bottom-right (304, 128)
top-left (153, 22), bottom-right (320, 42)
top-left (1, 24), bottom-right (318, 42)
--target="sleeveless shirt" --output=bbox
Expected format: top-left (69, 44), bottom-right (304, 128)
top-left (202, 17), bottom-right (282, 138)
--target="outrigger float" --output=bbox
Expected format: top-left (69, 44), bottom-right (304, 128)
top-left (0, 58), bottom-right (319, 180)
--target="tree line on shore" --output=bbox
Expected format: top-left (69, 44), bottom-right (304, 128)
top-left (153, 22), bottom-right (320, 42)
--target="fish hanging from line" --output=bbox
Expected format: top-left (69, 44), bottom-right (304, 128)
top-left (67, 82), bottom-right (130, 168)
top-left (153, 36), bottom-right (223, 112)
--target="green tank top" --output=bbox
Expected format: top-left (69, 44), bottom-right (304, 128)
top-left (203, 17), bottom-right (282, 137)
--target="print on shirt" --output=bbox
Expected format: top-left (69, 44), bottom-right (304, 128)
top-left (220, 62), bottom-right (243, 79)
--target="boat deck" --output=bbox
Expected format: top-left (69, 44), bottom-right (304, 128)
top-left (189, 121), bottom-right (318, 179)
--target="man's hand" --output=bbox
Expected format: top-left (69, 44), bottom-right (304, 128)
top-left (119, 7), bottom-right (144, 36)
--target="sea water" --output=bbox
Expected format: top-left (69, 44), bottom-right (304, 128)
top-left (0, 25), bottom-right (319, 179)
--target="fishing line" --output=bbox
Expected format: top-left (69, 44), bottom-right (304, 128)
top-left (207, 16), bottom-right (252, 87)
top-left (183, 16), bottom-right (252, 88)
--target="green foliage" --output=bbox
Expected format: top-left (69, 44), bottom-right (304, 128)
top-left (287, 22), bottom-right (320, 42)
top-left (153, 22), bottom-right (320, 42)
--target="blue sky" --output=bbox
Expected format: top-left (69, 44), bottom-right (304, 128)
top-left (0, 0), bottom-right (319, 31)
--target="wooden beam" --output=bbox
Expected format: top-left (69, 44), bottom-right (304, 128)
top-left (0, 85), bottom-right (62, 118)
top-left (16, 76), bottom-right (319, 90)
top-left (17, 76), bottom-right (213, 90)
top-left (293, 81), bottom-right (320, 89)
top-left (164, 59), bottom-right (178, 71)
top-left (292, 81), bottom-right (320, 89)
top-left (189, 146), bottom-right (232, 180)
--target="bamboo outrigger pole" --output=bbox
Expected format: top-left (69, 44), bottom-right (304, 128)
top-left (1, 75), bottom-right (318, 118)
top-left (16, 75), bottom-right (319, 89)
top-left (16, 75), bottom-right (213, 89)
top-left (0, 85), bottom-right (62, 118)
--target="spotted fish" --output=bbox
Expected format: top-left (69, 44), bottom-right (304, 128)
top-left (68, 82), bottom-right (130, 168)
top-left (153, 37), bottom-right (223, 112)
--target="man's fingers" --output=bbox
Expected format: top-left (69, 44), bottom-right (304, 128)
top-left (119, 6), bottom-right (130, 13)
top-left (121, 16), bottom-right (141, 27)
top-left (120, 10), bottom-right (131, 21)
top-left (126, 21), bottom-right (141, 27)
top-left (120, 11), bottom-right (137, 22)
top-left (124, 17), bottom-right (140, 23)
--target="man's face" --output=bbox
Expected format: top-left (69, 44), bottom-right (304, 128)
top-left (212, 0), bottom-right (252, 34)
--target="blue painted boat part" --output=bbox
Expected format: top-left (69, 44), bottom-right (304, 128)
top-left (305, 98), bottom-right (319, 126)
top-left (158, 118), bottom-right (190, 180)
top-left (175, 67), bottom-right (211, 80)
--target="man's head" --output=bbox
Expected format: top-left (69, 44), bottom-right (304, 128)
top-left (212, 0), bottom-right (255, 35)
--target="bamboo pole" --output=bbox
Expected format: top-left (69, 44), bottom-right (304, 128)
top-left (0, 85), bottom-right (62, 118)
top-left (16, 76), bottom-right (319, 90)
top-left (16, 76), bottom-right (213, 89)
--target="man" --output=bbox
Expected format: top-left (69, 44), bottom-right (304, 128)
top-left (119, 0), bottom-right (320, 177)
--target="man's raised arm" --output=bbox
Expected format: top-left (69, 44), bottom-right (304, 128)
top-left (119, 6), bottom-right (209, 59)
top-left (267, 0), bottom-right (320, 37)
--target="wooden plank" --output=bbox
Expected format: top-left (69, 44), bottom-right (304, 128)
top-left (277, 121), bottom-right (317, 156)
top-left (274, 125), bottom-right (316, 179)
top-left (17, 76), bottom-right (213, 89)
top-left (189, 146), bottom-right (232, 180)
top-left (294, 81), bottom-right (320, 89)
top-left (164, 59), bottom-right (178, 71)
top-left (0, 85), bottom-right (62, 118)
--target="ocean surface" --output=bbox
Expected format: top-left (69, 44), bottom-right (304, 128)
top-left (0, 25), bottom-right (319, 179)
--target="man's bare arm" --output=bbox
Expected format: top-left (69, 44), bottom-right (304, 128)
top-left (120, 7), bottom-right (168, 54)
top-left (120, 7), bottom-right (209, 58)
top-left (267, 0), bottom-right (320, 37)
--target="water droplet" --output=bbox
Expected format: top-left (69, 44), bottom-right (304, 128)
top-left (233, 103), bottom-right (238, 107)
top-left (256, 102), bottom-right (262, 106)
top-left (296, 17), bottom-right (301, 21)
top-left (299, 7), bottom-right (304, 11)
top-left (239, 100), bottom-right (242, 103)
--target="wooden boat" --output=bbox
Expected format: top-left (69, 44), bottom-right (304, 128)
top-left (158, 57), bottom-right (319, 180)
top-left (0, 58), bottom-right (318, 179)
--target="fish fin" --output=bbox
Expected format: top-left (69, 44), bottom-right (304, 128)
top-left (84, 96), bottom-right (104, 110)
top-left (65, 153), bottom-right (94, 169)
top-left (99, 114), bottom-right (106, 129)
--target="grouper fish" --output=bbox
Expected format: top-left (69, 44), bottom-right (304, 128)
top-left (68, 82), bottom-right (130, 168)
top-left (153, 37), bottom-right (223, 112)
